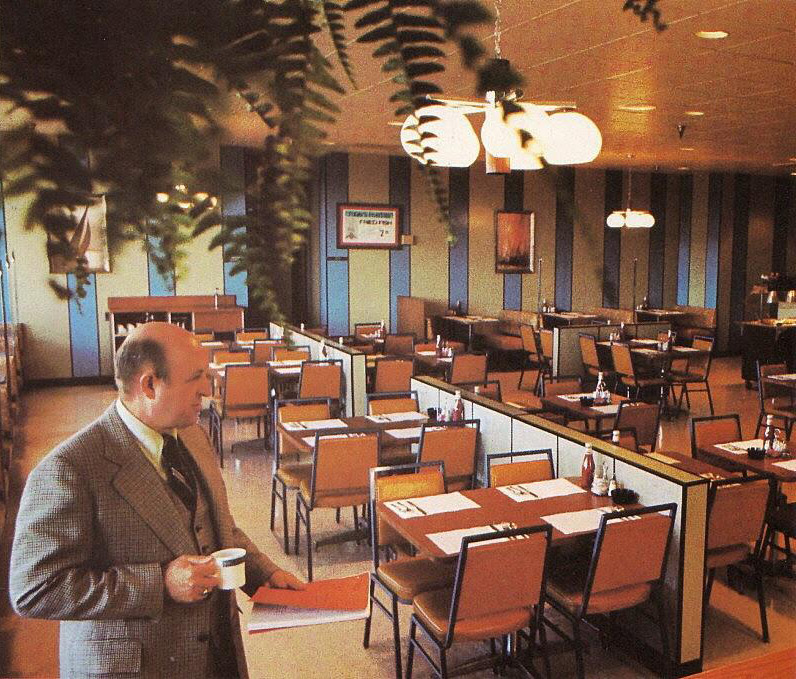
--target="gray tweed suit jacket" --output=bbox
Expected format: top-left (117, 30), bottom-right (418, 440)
top-left (9, 404), bottom-right (278, 678)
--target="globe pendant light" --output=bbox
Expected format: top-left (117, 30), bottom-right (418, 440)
top-left (541, 112), bottom-right (602, 165)
top-left (400, 105), bottom-right (480, 167)
top-left (606, 165), bottom-right (655, 228)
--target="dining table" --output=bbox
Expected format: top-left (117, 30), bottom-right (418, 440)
top-left (696, 439), bottom-right (796, 483)
top-left (538, 392), bottom-right (628, 432)
top-left (635, 308), bottom-right (688, 323)
top-left (435, 315), bottom-right (500, 350)
top-left (541, 311), bottom-right (602, 328)
top-left (642, 450), bottom-right (739, 481)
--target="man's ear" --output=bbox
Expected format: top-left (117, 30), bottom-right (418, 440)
top-left (139, 371), bottom-right (157, 400)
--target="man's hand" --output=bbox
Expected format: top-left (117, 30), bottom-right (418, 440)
top-left (164, 555), bottom-right (221, 603)
top-left (267, 569), bottom-right (306, 590)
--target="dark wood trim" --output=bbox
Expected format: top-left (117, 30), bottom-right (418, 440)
top-left (603, 169), bottom-right (623, 308)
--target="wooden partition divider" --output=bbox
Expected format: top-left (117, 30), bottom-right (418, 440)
top-left (269, 323), bottom-right (368, 416)
top-left (411, 374), bottom-right (709, 677)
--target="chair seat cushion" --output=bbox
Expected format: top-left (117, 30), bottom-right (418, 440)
top-left (669, 372), bottom-right (706, 383)
top-left (276, 463), bottom-right (312, 488)
top-left (413, 588), bottom-right (532, 642)
top-left (705, 543), bottom-right (750, 569)
top-left (546, 569), bottom-right (652, 615)
top-left (377, 558), bottom-right (456, 602)
top-left (299, 480), bottom-right (368, 508)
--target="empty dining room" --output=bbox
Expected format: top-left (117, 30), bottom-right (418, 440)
top-left (1, 1), bottom-right (796, 677)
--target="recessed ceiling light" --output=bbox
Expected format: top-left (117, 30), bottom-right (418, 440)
top-left (680, 147), bottom-right (695, 151)
top-left (696, 30), bottom-right (728, 40)
top-left (685, 111), bottom-right (705, 117)
top-left (617, 104), bottom-right (656, 112)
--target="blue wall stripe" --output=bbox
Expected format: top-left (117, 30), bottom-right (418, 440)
top-left (219, 145), bottom-right (249, 306)
top-left (554, 167), bottom-right (575, 312)
top-left (448, 168), bottom-right (469, 312)
top-left (676, 174), bottom-right (693, 306)
top-left (318, 159), bottom-right (328, 327)
top-left (322, 153), bottom-right (349, 333)
top-left (647, 173), bottom-right (667, 309)
top-left (704, 173), bottom-right (723, 309)
top-left (502, 171), bottom-right (524, 310)
top-left (728, 174), bottom-right (750, 350)
top-left (772, 176), bottom-right (793, 275)
top-left (389, 156), bottom-right (411, 331)
top-left (146, 236), bottom-right (175, 295)
top-left (603, 170), bottom-right (623, 308)
top-left (67, 272), bottom-right (100, 377)
top-left (0, 182), bottom-right (12, 322)
top-left (326, 259), bottom-right (349, 337)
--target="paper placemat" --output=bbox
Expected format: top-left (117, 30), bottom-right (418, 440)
top-left (426, 522), bottom-right (517, 554)
top-left (268, 359), bottom-right (304, 366)
top-left (768, 373), bottom-right (796, 381)
top-left (542, 507), bottom-right (625, 535)
top-left (385, 427), bottom-right (422, 440)
top-left (714, 439), bottom-right (764, 454)
top-left (673, 346), bottom-right (701, 353)
top-left (383, 411), bottom-right (427, 422)
top-left (630, 338), bottom-right (658, 345)
top-left (590, 404), bottom-right (620, 415)
top-left (273, 366), bottom-right (301, 375)
top-left (301, 418), bottom-right (348, 429)
top-left (385, 491), bottom-right (480, 519)
top-left (772, 458), bottom-right (796, 472)
top-left (209, 361), bottom-right (249, 370)
top-left (646, 452), bottom-right (681, 465)
top-left (498, 478), bottom-right (586, 503)
top-left (301, 433), bottom-right (350, 447)
top-left (416, 350), bottom-right (437, 356)
top-left (558, 393), bottom-right (595, 402)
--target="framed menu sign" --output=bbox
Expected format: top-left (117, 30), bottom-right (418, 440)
top-left (337, 203), bottom-right (400, 249)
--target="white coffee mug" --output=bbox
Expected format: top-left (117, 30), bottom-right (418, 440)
top-left (211, 548), bottom-right (246, 590)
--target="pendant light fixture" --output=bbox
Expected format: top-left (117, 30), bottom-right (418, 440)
top-left (606, 163), bottom-right (655, 228)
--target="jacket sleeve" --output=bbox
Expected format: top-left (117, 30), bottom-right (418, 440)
top-left (9, 452), bottom-right (165, 621)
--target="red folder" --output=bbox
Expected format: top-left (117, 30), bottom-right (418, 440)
top-left (251, 572), bottom-right (369, 612)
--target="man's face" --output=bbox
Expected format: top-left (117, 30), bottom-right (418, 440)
top-left (150, 338), bottom-right (211, 431)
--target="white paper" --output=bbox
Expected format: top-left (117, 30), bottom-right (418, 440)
top-left (541, 507), bottom-right (616, 535)
top-left (301, 419), bottom-right (348, 429)
top-left (273, 367), bottom-right (301, 375)
top-left (630, 338), bottom-right (658, 345)
top-left (268, 359), bottom-right (304, 366)
top-left (496, 478), bottom-right (585, 502)
top-left (714, 439), bottom-right (764, 454)
top-left (282, 421), bottom-right (307, 431)
top-left (386, 491), bottom-right (480, 519)
top-left (558, 393), bottom-right (594, 402)
top-left (590, 404), bottom-right (620, 415)
top-left (772, 458), bottom-right (796, 472)
top-left (365, 415), bottom-right (390, 423)
top-left (768, 373), bottom-right (796, 381)
top-left (248, 602), bottom-right (370, 631)
top-left (646, 452), bottom-right (681, 465)
top-left (416, 350), bottom-right (437, 356)
top-left (426, 523), bottom-right (515, 555)
top-left (209, 361), bottom-right (249, 370)
top-left (385, 427), bottom-right (423, 440)
top-left (301, 433), bottom-right (350, 448)
top-left (383, 411), bottom-right (427, 422)
top-left (673, 346), bottom-right (701, 353)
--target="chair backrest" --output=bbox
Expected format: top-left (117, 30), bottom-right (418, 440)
top-left (193, 332), bottom-right (214, 342)
top-left (446, 525), bottom-right (551, 646)
top-left (384, 333), bottom-right (415, 356)
top-left (355, 322), bottom-right (382, 337)
top-left (253, 340), bottom-right (282, 363)
top-left (599, 427), bottom-right (639, 452)
top-left (520, 324), bottom-right (537, 354)
top-left (370, 461), bottom-right (445, 567)
top-left (417, 420), bottom-right (479, 490)
top-left (690, 414), bottom-right (741, 458)
top-left (273, 346), bottom-right (311, 362)
top-left (310, 431), bottom-right (380, 505)
top-left (373, 358), bottom-right (414, 393)
top-left (688, 335), bottom-right (714, 376)
top-left (615, 401), bottom-right (660, 450)
top-left (367, 391), bottom-right (419, 415)
top-left (758, 361), bottom-right (790, 402)
top-left (610, 343), bottom-right (634, 378)
top-left (298, 360), bottom-right (343, 402)
top-left (539, 329), bottom-right (553, 360)
top-left (236, 329), bottom-right (269, 343)
top-left (542, 375), bottom-right (582, 397)
top-left (457, 380), bottom-right (502, 402)
top-left (707, 477), bottom-right (769, 552)
top-left (449, 353), bottom-right (488, 385)
top-left (581, 504), bottom-right (677, 616)
top-left (274, 398), bottom-right (332, 460)
top-left (212, 349), bottom-right (251, 365)
top-left (222, 365), bottom-right (270, 416)
top-left (487, 449), bottom-right (554, 487)
top-left (579, 333), bottom-right (600, 373)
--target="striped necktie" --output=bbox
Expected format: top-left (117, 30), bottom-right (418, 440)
top-left (161, 434), bottom-right (197, 513)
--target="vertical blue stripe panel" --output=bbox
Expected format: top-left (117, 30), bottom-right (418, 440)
top-left (603, 170), bottom-right (623, 308)
top-left (220, 146), bottom-right (247, 304)
top-left (67, 273), bottom-right (100, 377)
top-left (325, 153), bottom-right (349, 259)
top-left (448, 168), bottom-right (469, 312)
top-left (389, 156), bottom-right (411, 331)
top-left (676, 175), bottom-right (693, 306)
top-left (318, 159), bottom-right (328, 326)
top-left (147, 236), bottom-right (175, 295)
top-left (647, 173), bottom-right (667, 309)
top-left (554, 168), bottom-right (575, 311)
top-left (503, 275), bottom-right (522, 310)
top-left (0, 182), bottom-right (12, 321)
top-left (326, 259), bottom-right (349, 337)
top-left (728, 174), bottom-right (750, 349)
top-left (704, 173), bottom-right (723, 309)
top-left (503, 171), bottom-right (523, 310)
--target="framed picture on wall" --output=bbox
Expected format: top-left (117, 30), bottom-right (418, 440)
top-left (48, 194), bottom-right (111, 274)
top-left (495, 210), bottom-right (534, 273)
top-left (337, 203), bottom-right (401, 249)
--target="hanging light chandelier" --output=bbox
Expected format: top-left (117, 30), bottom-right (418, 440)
top-left (398, 0), bottom-right (602, 172)
top-left (606, 165), bottom-right (655, 228)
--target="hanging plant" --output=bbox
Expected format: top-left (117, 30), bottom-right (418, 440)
top-left (0, 0), bottom-right (665, 320)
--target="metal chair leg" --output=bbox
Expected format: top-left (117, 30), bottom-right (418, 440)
top-left (406, 619), bottom-right (417, 679)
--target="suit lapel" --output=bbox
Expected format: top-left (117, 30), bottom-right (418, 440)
top-left (100, 406), bottom-right (195, 557)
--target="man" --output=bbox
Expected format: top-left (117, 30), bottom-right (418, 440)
top-left (9, 322), bottom-right (303, 678)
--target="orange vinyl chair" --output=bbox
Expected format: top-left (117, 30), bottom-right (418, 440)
top-left (545, 504), bottom-right (677, 679)
top-left (456, 380), bottom-right (502, 402)
top-left (406, 524), bottom-right (553, 679)
top-left (208, 364), bottom-right (269, 467)
top-left (704, 477), bottom-right (771, 642)
top-left (448, 353), bottom-right (488, 386)
top-left (211, 348), bottom-right (251, 365)
top-left (384, 333), bottom-right (415, 356)
top-left (366, 390), bottom-right (419, 416)
top-left (755, 362), bottom-right (796, 438)
top-left (416, 420), bottom-right (479, 491)
top-left (295, 430), bottom-right (380, 581)
top-left (610, 342), bottom-right (668, 403)
top-left (273, 346), bottom-right (311, 362)
top-left (517, 324), bottom-right (542, 392)
top-left (578, 332), bottom-right (602, 386)
top-left (192, 331), bottom-right (215, 342)
top-left (613, 401), bottom-right (660, 451)
top-left (668, 335), bottom-right (715, 415)
top-left (486, 449), bottom-right (554, 487)
top-left (690, 413), bottom-right (742, 461)
top-left (235, 328), bottom-right (269, 343)
top-left (253, 339), bottom-right (283, 363)
top-left (270, 398), bottom-right (332, 554)
top-left (598, 427), bottom-right (640, 452)
top-left (298, 359), bottom-right (344, 414)
top-left (373, 357), bottom-right (414, 393)
top-left (363, 461), bottom-right (455, 679)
